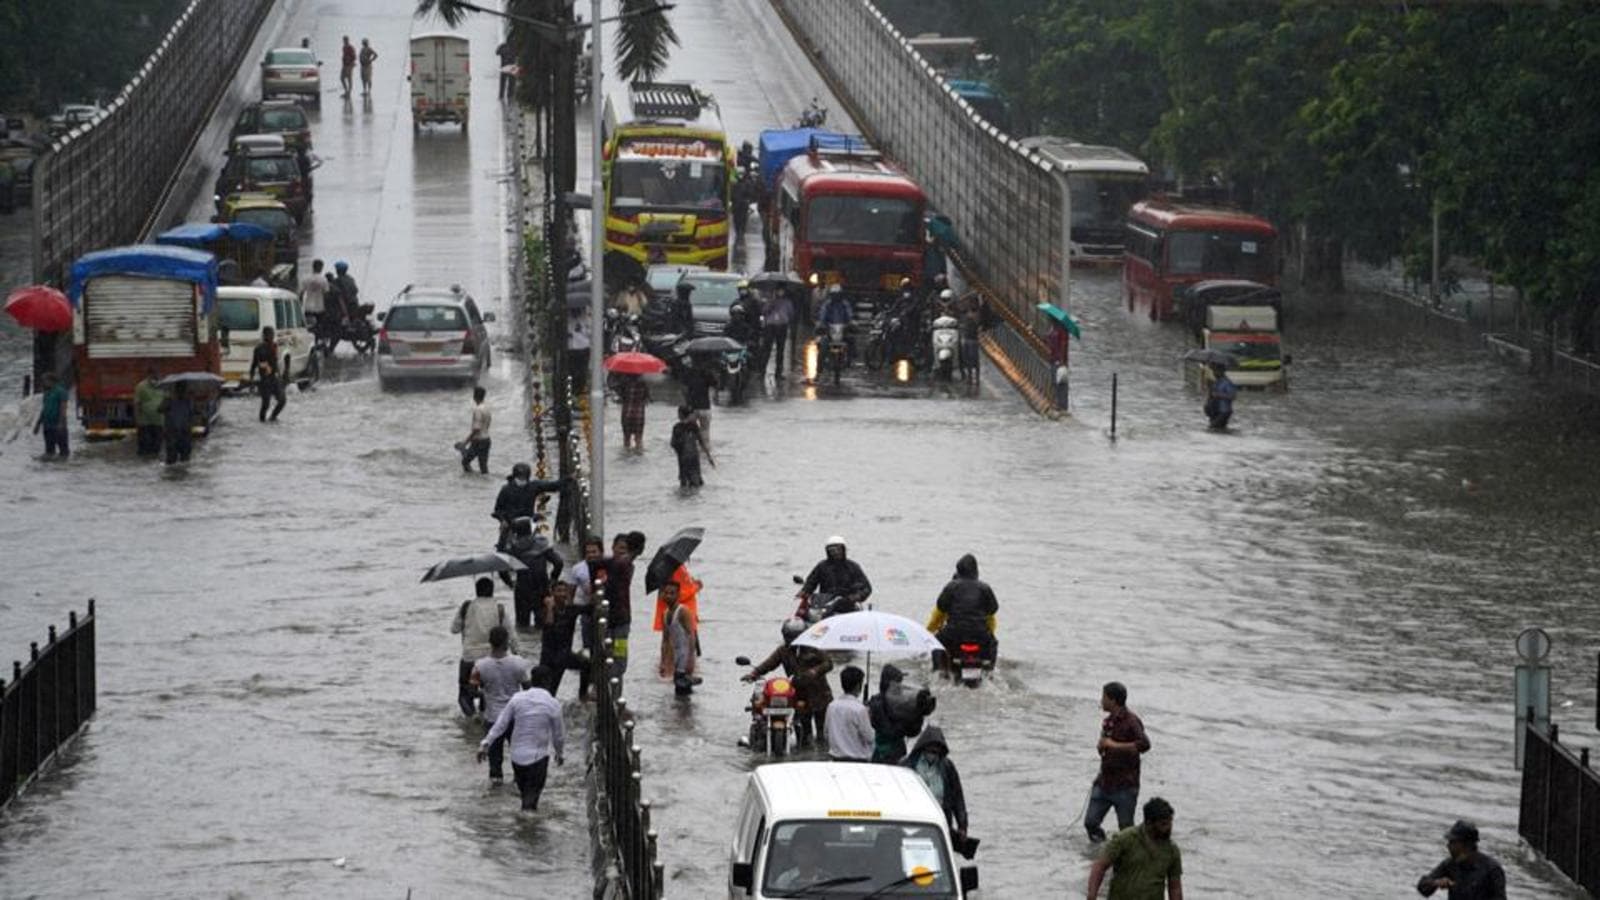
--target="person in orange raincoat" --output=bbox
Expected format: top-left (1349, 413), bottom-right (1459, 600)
top-left (651, 564), bottom-right (700, 632)
top-left (657, 580), bottom-right (700, 691)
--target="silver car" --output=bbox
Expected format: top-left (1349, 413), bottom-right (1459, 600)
top-left (261, 48), bottom-right (322, 107)
top-left (376, 285), bottom-right (495, 388)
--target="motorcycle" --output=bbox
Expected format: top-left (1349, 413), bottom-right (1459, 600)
top-left (790, 574), bottom-right (859, 624)
top-left (641, 330), bottom-right (693, 379)
top-left (733, 658), bottom-right (800, 757)
top-left (732, 164), bottom-right (761, 242)
top-left (942, 639), bottom-right (995, 688)
top-left (797, 97), bottom-right (828, 129)
top-left (315, 303), bottom-right (377, 355)
top-left (929, 314), bottom-right (960, 381)
top-left (605, 308), bottom-right (642, 354)
top-left (719, 342), bottom-right (751, 405)
top-left (816, 321), bottom-right (849, 386)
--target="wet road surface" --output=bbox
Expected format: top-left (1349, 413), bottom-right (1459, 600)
top-left (3, 0), bottom-right (1599, 897)
top-left (0, 0), bottom-right (595, 895)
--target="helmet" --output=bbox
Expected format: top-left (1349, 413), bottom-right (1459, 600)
top-left (899, 277), bottom-right (913, 289)
top-left (781, 618), bottom-right (807, 644)
top-left (939, 289), bottom-right (954, 301)
top-left (828, 284), bottom-right (842, 296)
top-left (737, 279), bottom-right (751, 290)
top-left (741, 140), bottom-right (753, 151)
top-left (510, 462), bottom-right (532, 480)
top-left (825, 535), bottom-right (846, 550)
top-left (334, 260), bottom-right (349, 273)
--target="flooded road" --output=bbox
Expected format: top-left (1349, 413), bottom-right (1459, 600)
top-left (2, 0), bottom-right (1599, 897)
top-left (0, 1), bottom-right (594, 895)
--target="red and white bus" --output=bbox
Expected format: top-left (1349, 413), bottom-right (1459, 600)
top-left (1122, 199), bottom-right (1277, 321)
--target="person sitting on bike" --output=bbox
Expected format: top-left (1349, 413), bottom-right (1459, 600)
top-left (818, 285), bottom-right (852, 329)
top-left (742, 617), bottom-right (834, 748)
top-left (727, 281), bottom-right (763, 345)
top-left (492, 462), bottom-right (567, 550)
top-left (795, 535), bottom-right (871, 618)
top-left (736, 140), bottom-right (757, 171)
top-left (926, 553), bottom-right (998, 670)
top-left (332, 261), bottom-right (361, 318)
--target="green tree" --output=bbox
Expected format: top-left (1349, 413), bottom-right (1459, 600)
top-left (612, 0), bottom-right (678, 84)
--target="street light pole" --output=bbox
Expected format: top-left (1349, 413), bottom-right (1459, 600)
top-left (587, 0), bottom-right (606, 538)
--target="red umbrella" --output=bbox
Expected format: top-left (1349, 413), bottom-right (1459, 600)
top-left (603, 351), bottom-right (668, 375)
top-left (5, 285), bottom-right (74, 332)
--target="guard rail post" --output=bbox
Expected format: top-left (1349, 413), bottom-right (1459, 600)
top-left (1, 602), bottom-right (98, 811)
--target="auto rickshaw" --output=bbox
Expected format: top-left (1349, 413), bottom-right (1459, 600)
top-left (213, 193), bottom-right (299, 280)
top-left (156, 221), bottom-right (296, 289)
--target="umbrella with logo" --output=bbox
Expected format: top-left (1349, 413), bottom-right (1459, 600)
top-left (603, 351), bottom-right (669, 376)
top-left (5, 285), bottom-right (73, 332)
top-left (791, 608), bottom-right (943, 687)
top-left (420, 552), bottom-right (527, 583)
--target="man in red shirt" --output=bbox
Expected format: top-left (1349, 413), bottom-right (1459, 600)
top-left (1085, 680), bottom-right (1152, 842)
top-left (339, 36), bottom-right (356, 97)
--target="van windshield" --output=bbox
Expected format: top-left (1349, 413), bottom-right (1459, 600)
top-left (1166, 229), bottom-right (1275, 280)
top-left (762, 819), bottom-right (957, 897)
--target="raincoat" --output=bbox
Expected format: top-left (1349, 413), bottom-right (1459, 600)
top-left (902, 725), bottom-right (968, 833)
top-left (868, 664), bottom-right (934, 763)
top-left (926, 554), bottom-right (998, 637)
top-left (651, 565), bottom-right (700, 631)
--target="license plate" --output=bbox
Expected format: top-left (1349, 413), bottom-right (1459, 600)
top-left (771, 719), bottom-right (787, 729)
top-left (410, 341), bottom-right (442, 353)
top-left (960, 668), bottom-right (983, 681)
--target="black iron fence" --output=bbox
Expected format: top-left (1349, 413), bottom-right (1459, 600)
top-left (1, 601), bottom-right (98, 809)
top-left (591, 600), bottom-right (664, 899)
top-left (1519, 713), bottom-right (1600, 894)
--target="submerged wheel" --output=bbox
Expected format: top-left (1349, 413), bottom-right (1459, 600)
top-left (770, 724), bottom-right (789, 757)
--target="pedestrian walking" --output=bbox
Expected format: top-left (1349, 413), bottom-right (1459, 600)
top-left (670, 404), bottom-right (714, 487)
top-left (470, 625), bottom-right (531, 783)
top-left (33, 374), bottom-right (69, 459)
top-left (617, 373), bottom-right (649, 451)
top-left (825, 665), bottom-right (873, 762)
top-left (540, 580), bottom-right (580, 698)
top-left (252, 326), bottom-right (286, 422)
top-left (901, 726), bottom-right (971, 850)
top-left (958, 302), bottom-right (981, 382)
top-left (1086, 797), bottom-right (1182, 900)
top-left (300, 259), bottom-right (327, 329)
top-left (1416, 820), bottom-right (1506, 899)
top-left (678, 363), bottom-right (713, 447)
top-left (358, 39), bottom-right (377, 96)
top-left (450, 577), bottom-right (516, 717)
top-left (656, 580), bottom-right (697, 695)
top-left (761, 288), bottom-right (795, 379)
top-left (567, 309), bottom-right (591, 394)
top-left (496, 42), bottom-right (518, 101)
top-left (1084, 681), bottom-right (1152, 843)
top-left (133, 367), bottom-right (165, 457)
top-left (460, 385), bottom-right (492, 473)
top-left (160, 381), bottom-right (194, 465)
top-left (339, 36), bottom-right (356, 97)
top-left (478, 665), bottom-right (564, 812)
top-left (502, 516), bottom-right (563, 628)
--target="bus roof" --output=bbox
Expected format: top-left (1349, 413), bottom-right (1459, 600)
top-left (1020, 137), bottom-right (1148, 175)
top-left (751, 762), bottom-right (948, 826)
top-left (1129, 198), bottom-right (1276, 235)
top-left (67, 245), bottom-right (218, 309)
top-left (783, 150), bottom-right (926, 202)
top-left (608, 81), bottom-right (723, 130)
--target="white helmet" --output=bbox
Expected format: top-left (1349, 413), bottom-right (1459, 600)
top-left (939, 289), bottom-right (954, 301)
top-left (828, 284), bottom-right (842, 295)
top-left (825, 535), bottom-right (847, 552)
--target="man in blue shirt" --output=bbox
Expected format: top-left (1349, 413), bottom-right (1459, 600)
top-left (33, 374), bottom-right (69, 459)
top-left (1205, 364), bottom-right (1237, 430)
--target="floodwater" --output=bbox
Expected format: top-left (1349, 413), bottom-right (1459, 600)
top-left (2, 0), bottom-right (1599, 898)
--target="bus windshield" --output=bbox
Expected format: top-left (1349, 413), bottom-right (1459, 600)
top-left (1068, 172), bottom-right (1148, 231)
top-left (806, 195), bottom-right (921, 246)
top-left (610, 159), bottom-right (725, 213)
top-left (1166, 230), bottom-right (1274, 280)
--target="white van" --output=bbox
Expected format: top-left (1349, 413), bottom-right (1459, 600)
top-left (729, 762), bottom-right (979, 899)
top-left (217, 286), bottom-right (317, 392)
top-left (410, 33), bottom-right (470, 130)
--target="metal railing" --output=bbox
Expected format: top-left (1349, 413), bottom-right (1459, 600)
top-left (31, 0), bottom-right (275, 286)
top-left (775, 0), bottom-right (1064, 410)
top-left (592, 600), bottom-right (664, 899)
top-left (1, 601), bottom-right (98, 810)
top-left (1519, 713), bottom-right (1600, 894)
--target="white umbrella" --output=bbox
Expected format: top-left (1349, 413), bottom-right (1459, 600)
top-left (791, 609), bottom-right (942, 687)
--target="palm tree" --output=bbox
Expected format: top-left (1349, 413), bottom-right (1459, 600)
top-left (613, 0), bottom-right (679, 84)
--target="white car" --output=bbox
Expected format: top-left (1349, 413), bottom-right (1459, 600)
top-left (216, 286), bottom-right (317, 392)
top-left (261, 48), bottom-right (322, 107)
top-left (376, 285), bottom-right (495, 388)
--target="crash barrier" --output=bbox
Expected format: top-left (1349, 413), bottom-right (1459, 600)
top-left (31, 0), bottom-right (275, 286)
top-left (775, 0), bottom-right (1065, 411)
top-left (1518, 713), bottom-right (1600, 894)
top-left (0, 602), bottom-right (98, 810)
top-left (591, 600), bottom-right (665, 899)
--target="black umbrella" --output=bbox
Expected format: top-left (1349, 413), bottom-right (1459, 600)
top-left (748, 271), bottom-right (804, 290)
top-left (645, 526), bottom-right (705, 592)
top-left (420, 552), bottom-right (527, 583)
top-left (1182, 348), bottom-right (1240, 369)
top-left (158, 371), bottom-right (225, 387)
top-left (684, 336), bottom-right (744, 355)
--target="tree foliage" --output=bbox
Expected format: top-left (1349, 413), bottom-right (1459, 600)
top-left (613, 0), bottom-right (679, 84)
top-left (0, 0), bottom-right (188, 114)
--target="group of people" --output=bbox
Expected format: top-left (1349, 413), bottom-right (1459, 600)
top-left (337, 36), bottom-right (378, 99)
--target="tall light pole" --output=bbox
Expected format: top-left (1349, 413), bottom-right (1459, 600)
top-left (587, 0), bottom-right (606, 537)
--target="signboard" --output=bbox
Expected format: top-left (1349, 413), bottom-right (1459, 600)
top-left (1514, 627), bottom-right (1552, 770)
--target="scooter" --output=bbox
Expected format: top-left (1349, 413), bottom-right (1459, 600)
top-left (733, 658), bottom-right (800, 757)
top-left (930, 314), bottom-right (959, 381)
top-left (817, 321), bottom-right (849, 386)
top-left (720, 343), bottom-right (751, 405)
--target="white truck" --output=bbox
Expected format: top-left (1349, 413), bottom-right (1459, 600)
top-left (410, 33), bottom-right (470, 131)
top-left (1199, 304), bottom-right (1290, 390)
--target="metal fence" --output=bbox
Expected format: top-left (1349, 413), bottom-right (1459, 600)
top-left (590, 600), bottom-right (664, 899)
top-left (775, 0), bottom-right (1064, 410)
top-left (1519, 715), bottom-right (1600, 894)
top-left (1, 602), bottom-right (98, 810)
top-left (30, 0), bottom-right (275, 286)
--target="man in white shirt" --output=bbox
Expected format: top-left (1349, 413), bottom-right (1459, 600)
top-left (471, 625), bottom-right (531, 783)
top-left (559, 535), bottom-right (608, 701)
top-left (460, 386), bottom-right (492, 473)
top-left (567, 309), bottom-right (591, 393)
top-left (300, 259), bottom-right (328, 325)
top-left (451, 578), bottom-right (515, 717)
top-left (826, 665), bottom-right (874, 762)
top-left (479, 666), bottom-right (565, 811)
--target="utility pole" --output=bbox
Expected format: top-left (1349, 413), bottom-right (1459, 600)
top-left (586, 0), bottom-right (606, 538)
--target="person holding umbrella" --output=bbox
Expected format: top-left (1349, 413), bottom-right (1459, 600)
top-left (159, 380), bottom-right (195, 465)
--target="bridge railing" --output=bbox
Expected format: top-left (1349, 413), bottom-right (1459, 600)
top-left (31, 0), bottom-right (275, 286)
top-left (593, 601), bottom-right (664, 899)
top-left (1, 601), bottom-right (98, 810)
top-left (1519, 714), bottom-right (1600, 893)
top-left (777, 0), bottom-right (1066, 409)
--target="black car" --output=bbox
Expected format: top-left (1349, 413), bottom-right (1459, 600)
top-left (231, 101), bottom-right (312, 153)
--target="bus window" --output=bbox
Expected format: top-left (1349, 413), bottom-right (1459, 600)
top-left (1166, 230), bottom-right (1273, 280)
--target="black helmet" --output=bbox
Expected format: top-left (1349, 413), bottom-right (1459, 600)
top-left (509, 462), bottom-right (532, 481)
top-left (781, 618), bottom-right (806, 644)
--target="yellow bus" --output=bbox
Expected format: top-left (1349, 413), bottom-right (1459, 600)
top-left (602, 82), bottom-right (732, 270)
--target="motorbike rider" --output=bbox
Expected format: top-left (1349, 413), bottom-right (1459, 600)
top-left (794, 535), bottom-right (871, 618)
top-left (332, 260), bottom-right (360, 317)
top-left (673, 282), bottom-right (697, 336)
top-left (492, 462), bottom-right (568, 550)
top-left (817, 285), bottom-right (854, 360)
top-left (742, 617), bottom-right (834, 748)
top-left (736, 139), bottom-right (757, 171)
top-left (501, 516), bottom-right (565, 629)
top-left (926, 553), bottom-right (998, 672)
top-left (727, 281), bottom-right (763, 346)
top-left (933, 287), bottom-right (956, 320)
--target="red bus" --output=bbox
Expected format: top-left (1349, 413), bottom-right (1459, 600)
top-left (771, 138), bottom-right (927, 311)
top-left (1122, 199), bottom-right (1277, 321)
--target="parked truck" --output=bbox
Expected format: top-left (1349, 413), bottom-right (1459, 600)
top-left (1197, 304), bottom-right (1289, 391)
top-left (410, 33), bottom-right (470, 131)
top-left (68, 245), bottom-right (221, 438)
